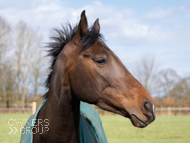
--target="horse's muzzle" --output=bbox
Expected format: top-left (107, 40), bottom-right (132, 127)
top-left (131, 100), bottom-right (156, 128)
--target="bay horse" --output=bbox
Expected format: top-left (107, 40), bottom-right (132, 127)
top-left (22, 10), bottom-right (155, 143)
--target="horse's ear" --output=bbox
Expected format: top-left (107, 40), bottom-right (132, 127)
top-left (73, 10), bottom-right (88, 44)
top-left (92, 18), bottom-right (100, 33)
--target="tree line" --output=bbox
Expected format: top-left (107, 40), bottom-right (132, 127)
top-left (0, 16), bottom-right (44, 108)
top-left (134, 56), bottom-right (190, 107)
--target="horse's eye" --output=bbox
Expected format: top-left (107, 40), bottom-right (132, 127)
top-left (96, 58), bottom-right (108, 65)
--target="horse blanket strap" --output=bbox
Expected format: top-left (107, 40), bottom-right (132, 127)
top-left (20, 100), bottom-right (108, 143)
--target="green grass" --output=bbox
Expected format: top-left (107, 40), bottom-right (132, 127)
top-left (0, 114), bottom-right (31, 143)
top-left (0, 114), bottom-right (189, 143)
top-left (101, 115), bottom-right (190, 143)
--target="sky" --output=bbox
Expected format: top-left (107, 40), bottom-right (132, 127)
top-left (0, 0), bottom-right (190, 77)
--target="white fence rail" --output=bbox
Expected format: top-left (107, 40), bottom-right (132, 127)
top-left (156, 107), bottom-right (190, 111)
top-left (0, 102), bottom-right (36, 114)
top-left (156, 107), bottom-right (190, 116)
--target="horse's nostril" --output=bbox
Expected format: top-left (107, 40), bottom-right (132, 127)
top-left (142, 100), bottom-right (156, 123)
top-left (144, 101), bottom-right (153, 113)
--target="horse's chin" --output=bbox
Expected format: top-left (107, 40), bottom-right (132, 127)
top-left (130, 114), bottom-right (147, 128)
top-left (117, 111), bottom-right (148, 128)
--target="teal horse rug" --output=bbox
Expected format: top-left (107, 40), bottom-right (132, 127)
top-left (20, 101), bottom-right (108, 143)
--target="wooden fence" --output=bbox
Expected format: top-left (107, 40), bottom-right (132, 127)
top-left (0, 102), bottom-right (36, 114)
top-left (0, 104), bottom-right (190, 116)
top-left (155, 107), bottom-right (190, 116)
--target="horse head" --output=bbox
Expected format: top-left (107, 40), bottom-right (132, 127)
top-left (60, 11), bottom-right (156, 128)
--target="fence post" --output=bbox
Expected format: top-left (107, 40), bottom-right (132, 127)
top-left (32, 102), bottom-right (36, 115)
top-left (168, 107), bottom-right (171, 116)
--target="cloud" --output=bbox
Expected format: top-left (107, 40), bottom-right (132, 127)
top-left (0, 0), bottom-right (190, 77)
top-left (144, 6), bottom-right (188, 20)
top-left (144, 8), bottom-right (174, 20)
top-left (0, 1), bottom-right (189, 46)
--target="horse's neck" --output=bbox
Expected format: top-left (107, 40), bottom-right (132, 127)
top-left (36, 69), bottom-right (80, 143)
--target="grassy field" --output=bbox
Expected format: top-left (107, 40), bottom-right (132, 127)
top-left (101, 115), bottom-right (190, 143)
top-left (0, 114), bottom-right (189, 143)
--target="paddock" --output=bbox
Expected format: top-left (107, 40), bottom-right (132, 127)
top-left (0, 114), bottom-right (189, 143)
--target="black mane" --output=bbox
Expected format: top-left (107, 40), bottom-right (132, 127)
top-left (43, 23), bottom-right (104, 99)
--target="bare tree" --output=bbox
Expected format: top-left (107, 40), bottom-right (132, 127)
top-left (31, 48), bottom-right (45, 100)
top-left (134, 55), bottom-right (159, 95)
top-left (169, 77), bottom-right (190, 100)
top-left (0, 16), bottom-right (44, 108)
top-left (13, 21), bottom-right (43, 107)
top-left (4, 64), bottom-right (16, 107)
top-left (0, 16), bottom-right (11, 60)
top-left (0, 16), bottom-right (12, 107)
top-left (157, 69), bottom-right (180, 97)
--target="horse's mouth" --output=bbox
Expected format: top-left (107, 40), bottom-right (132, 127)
top-left (130, 114), bottom-right (147, 128)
